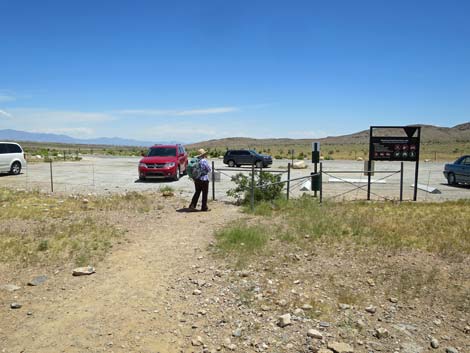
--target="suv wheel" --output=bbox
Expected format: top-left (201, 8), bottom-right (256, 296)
top-left (255, 160), bottom-right (263, 168)
top-left (228, 160), bottom-right (235, 167)
top-left (10, 162), bottom-right (21, 175)
top-left (174, 166), bottom-right (180, 181)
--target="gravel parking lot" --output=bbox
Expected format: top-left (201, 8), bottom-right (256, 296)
top-left (0, 156), bottom-right (468, 201)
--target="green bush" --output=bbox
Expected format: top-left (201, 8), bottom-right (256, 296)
top-left (227, 171), bottom-right (284, 204)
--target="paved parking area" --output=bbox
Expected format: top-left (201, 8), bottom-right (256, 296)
top-left (0, 156), bottom-right (468, 202)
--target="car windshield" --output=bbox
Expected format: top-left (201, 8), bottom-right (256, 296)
top-left (147, 147), bottom-right (176, 157)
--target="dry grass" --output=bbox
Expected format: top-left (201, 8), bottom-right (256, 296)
top-left (267, 197), bottom-right (470, 257)
top-left (214, 197), bottom-right (470, 323)
top-left (0, 217), bottom-right (123, 267)
top-left (0, 188), bottom-right (158, 266)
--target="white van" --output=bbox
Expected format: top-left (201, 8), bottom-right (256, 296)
top-left (0, 142), bottom-right (27, 175)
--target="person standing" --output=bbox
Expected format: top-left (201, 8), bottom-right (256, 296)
top-left (189, 149), bottom-right (211, 211)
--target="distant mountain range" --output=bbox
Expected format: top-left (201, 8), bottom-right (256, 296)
top-left (1, 123), bottom-right (469, 148)
top-left (0, 129), bottom-right (179, 147)
top-left (188, 123), bottom-right (470, 148)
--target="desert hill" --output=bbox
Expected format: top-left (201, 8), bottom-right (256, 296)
top-left (188, 123), bottom-right (470, 149)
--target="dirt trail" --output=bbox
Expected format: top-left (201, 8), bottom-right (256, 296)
top-left (1, 201), bottom-right (241, 353)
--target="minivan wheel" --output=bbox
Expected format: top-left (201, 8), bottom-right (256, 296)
top-left (10, 162), bottom-right (21, 175)
top-left (447, 173), bottom-right (456, 185)
top-left (228, 160), bottom-right (235, 167)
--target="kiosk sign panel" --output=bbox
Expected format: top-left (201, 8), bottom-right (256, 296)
top-left (370, 136), bottom-right (419, 161)
top-left (368, 125), bottom-right (421, 201)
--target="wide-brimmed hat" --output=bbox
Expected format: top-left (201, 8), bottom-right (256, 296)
top-left (196, 148), bottom-right (208, 158)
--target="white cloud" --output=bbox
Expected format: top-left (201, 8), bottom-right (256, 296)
top-left (0, 94), bottom-right (15, 103)
top-left (140, 124), bottom-right (219, 140)
top-left (175, 107), bottom-right (239, 116)
top-left (0, 109), bottom-right (12, 118)
top-left (6, 108), bottom-right (115, 123)
top-left (115, 106), bottom-right (239, 116)
top-left (286, 130), bottom-right (328, 139)
top-left (32, 127), bottom-right (95, 137)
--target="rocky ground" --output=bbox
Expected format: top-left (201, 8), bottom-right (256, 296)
top-left (0, 195), bottom-right (469, 353)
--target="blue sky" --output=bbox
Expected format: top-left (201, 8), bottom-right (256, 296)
top-left (1, 0), bottom-right (469, 142)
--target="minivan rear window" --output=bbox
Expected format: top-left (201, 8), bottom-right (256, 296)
top-left (6, 144), bottom-right (22, 153)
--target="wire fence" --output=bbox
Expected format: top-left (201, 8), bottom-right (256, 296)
top-left (0, 158), bottom-right (464, 203)
top-left (211, 160), bottom-right (461, 205)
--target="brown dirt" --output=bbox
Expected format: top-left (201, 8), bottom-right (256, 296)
top-left (1, 197), bottom-right (469, 353)
top-left (0, 198), bottom-right (242, 353)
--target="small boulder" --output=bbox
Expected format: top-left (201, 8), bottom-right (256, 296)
top-left (28, 275), bottom-right (47, 286)
top-left (10, 303), bottom-right (22, 309)
top-left (374, 327), bottom-right (389, 339)
top-left (1, 284), bottom-right (21, 292)
top-left (72, 266), bottom-right (95, 276)
top-left (445, 348), bottom-right (459, 353)
top-left (327, 341), bottom-right (354, 353)
top-left (277, 314), bottom-right (292, 328)
top-left (307, 329), bottom-right (323, 339)
top-left (292, 161), bottom-right (307, 169)
top-left (232, 328), bottom-right (242, 337)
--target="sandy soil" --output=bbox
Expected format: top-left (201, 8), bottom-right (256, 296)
top-left (1, 196), bottom-right (468, 353)
top-left (0, 198), bottom-right (241, 353)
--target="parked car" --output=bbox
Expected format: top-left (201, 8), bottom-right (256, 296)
top-left (0, 142), bottom-right (27, 175)
top-left (223, 149), bottom-right (273, 168)
top-left (138, 144), bottom-right (188, 181)
top-left (443, 155), bottom-right (470, 185)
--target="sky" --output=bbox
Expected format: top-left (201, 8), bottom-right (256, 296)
top-left (1, 0), bottom-right (469, 143)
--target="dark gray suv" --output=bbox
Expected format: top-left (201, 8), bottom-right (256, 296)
top-left (223, 150), bottom-right (273, 168)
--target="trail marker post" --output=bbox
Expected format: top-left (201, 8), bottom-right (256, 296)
top-left (312, 142), bottom-right (320, 197)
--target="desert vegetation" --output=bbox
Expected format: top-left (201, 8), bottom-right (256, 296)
top-left (0, 189), bottom-right (156, 266)
top-left (211, 197), bottom-right (469, 351)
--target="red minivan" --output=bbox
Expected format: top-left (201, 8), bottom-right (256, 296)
top-left (138, 144), bottom-right (188, 181)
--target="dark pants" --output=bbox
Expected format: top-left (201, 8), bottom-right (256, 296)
top-left (190, 179), bottom-right (209, 210)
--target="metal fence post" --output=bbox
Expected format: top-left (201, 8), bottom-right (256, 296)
top-left (286, 162), bottom-right (291, 200)
top-left (250, 163), bottom-right (255, 211)
top-left (212, 161), bottom-right (215, 201)
top-left (319, 162), bottom-right (323, 204)
top-left (49, 160), bottom-right (54, 193)
top-left (399, 162), bottom-right (404, 202)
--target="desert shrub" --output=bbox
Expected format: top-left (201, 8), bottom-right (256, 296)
top-left (227, 171), bottom-right (284, 204)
